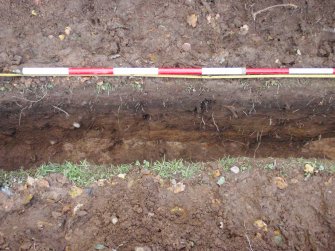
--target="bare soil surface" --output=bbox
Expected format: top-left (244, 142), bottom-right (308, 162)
top-left (1, 162), bottom-right (335, 251)
top-left (1, 0), bottom-right (335, 250)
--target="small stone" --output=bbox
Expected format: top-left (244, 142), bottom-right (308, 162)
top-left (273, 230), bottom-right (284, 246)
top-left (216, 176), bottom-right (225, 186)
top-left (325, 177), bottom-right (333, 186)
top-left (20, 242), bottom-right (32, 250)
top-left (36, 179), bottom-right (50, 188)
top-left (141, 169), bottom-right (151, 175)
top-left (49, 140), bottom-right (57, 145)
top-left (170, 206), bottom-right (185, 216)
top-left (12, 55), bottom-right (22, 65)
top-left (168, 179), bottom-right (186, 193)
top-left (73, 203), bottom-right (83, 215)
top-left (273, 177), bottom-right (288, 190)
top-left (239, 24), bottom-right (249, 35)
top-left (59, 34), bottom-right (66, 41)
top-left (117, 173), bottom-right (126, 179)
top-left (72, 122), bottom-right (81, 128)
top-left (62, 204), bottom-right (71, 213)
top-left (304, 163), bottom-right (314, 174)
top-left (212, 170), bottom-right (221, 178)
top-left (206, 15), bottom-right (212, 24)
top-left (108, 41), bottom-right (119, 55)
top-left (1, 186), bottom-right (13, 197)
top-left (185, 0), bottom-right (194, 6)
top-left (111, 215), bottom-right (118, 225)
top-left (65, 27), bottom-right (72, 36)
top-left (134, 205), bottom-right (143, 214)
top-left (51, 211), bottom-right (62, 219)
top-left (134, 247), bottom-right (151, 251)
top-left (95, 244), bottom-right (106, 250)
top-left (42, 190), bottom-right (64, 201)
top-left (23, 78), bottom-right (33, 88)
top-left (97, 179), bottom-right (107, 187)
top-left (255, 232), bottom-right (263, 239)
top-left (182, 43), bottom-right (191, 52)
top-left (69, 186), bottom-right (83, 198)
top-left (77, 210), bottom-right (88, 217)
top-left (55, 174), bottom-right (68, 184)
top-left (282, 55), bottom-right (295, 65)
top-left (254, 219), bottom-right (268, 232)
top-left (23, 194), bottom-right (33, 205)
top-left (187, 14), bottom-right (198, 28)
top-left (290, 178), bottom-right (299, 184)
top-left (84, 188), bottom-right (94, 196)
top-left (0, 52), bottom-right (8, 64)
top-left (296, 49), bottom-right (302, 55)
top-left (230, 166), bottom-right (240, 174)
top-left (37, 220), bottom-right (53, 229)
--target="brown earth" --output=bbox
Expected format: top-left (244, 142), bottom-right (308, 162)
top-left (1, 0), bottom-right (335, 250)
top-left (0, 164), bottom-right (335, 251)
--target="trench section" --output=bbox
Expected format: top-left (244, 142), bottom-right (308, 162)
top-left (1, 98), bottom-right (335, 171)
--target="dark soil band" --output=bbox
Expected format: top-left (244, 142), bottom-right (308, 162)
top-left (1, 78), bottom-right (334, 171)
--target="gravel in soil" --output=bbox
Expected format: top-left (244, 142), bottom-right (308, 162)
top-left (0, 161), bottom-right (334, 250)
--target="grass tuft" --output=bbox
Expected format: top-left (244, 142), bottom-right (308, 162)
top-left (0, 159), bottom-right (202, 187)
top-left (96, 81), bottom-right (114, 95)
top-left (135, 159), bottom-right (201, 179)
top-left (0, 168), bottom-right (34, 186)
top-left (219, 156), bottom-right (237, 171)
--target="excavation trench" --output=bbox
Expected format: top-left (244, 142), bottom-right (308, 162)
top-left (1, 93), bottom-right (335, 171)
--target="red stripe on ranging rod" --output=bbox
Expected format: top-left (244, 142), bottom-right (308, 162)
top-left (69, 68), bottom-right (114, 75)
top-left (158, 68), bottom-right (202, 75)
top-left (246, 68), bottom-right (289, 75)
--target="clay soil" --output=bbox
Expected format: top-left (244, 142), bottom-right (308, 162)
top-left (0, 0), bottom-right (335, 250)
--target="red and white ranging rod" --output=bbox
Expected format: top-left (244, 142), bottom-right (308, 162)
top-left (19, 67), bottom-right (335, 76)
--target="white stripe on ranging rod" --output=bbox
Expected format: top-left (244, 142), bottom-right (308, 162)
top-left (289, 68), bottom-right (334, 74)
top-left (22, 67), bottom-right (69, 75)
top-left (113, 68), bottom-right (159, 75)
top-left (202, 68), bottom-right (246, 75)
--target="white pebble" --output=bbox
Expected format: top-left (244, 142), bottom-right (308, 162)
top-left (239, 24), bottom-right (249, 35)
top-left (49, 140), bottom-right (57, 145)
top-left (230, 166), bottom-right (240, 174)
top-left (65, 26), bottom-right (72, 36)
top-left (182, 43), bottom-right (191, 52)
top-left (111, 216), bottom-right (118, 225)
top-left (72, 122), bottom-right (81, 128)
